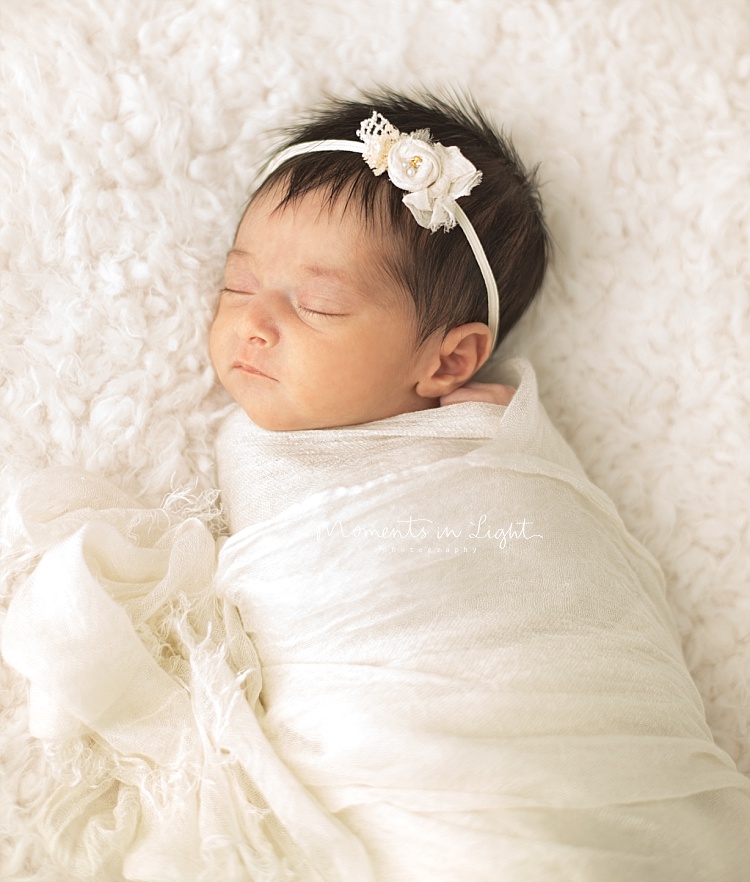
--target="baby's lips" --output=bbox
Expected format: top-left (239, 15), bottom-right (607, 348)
top-left (234, 361), bottom-right (278, 381)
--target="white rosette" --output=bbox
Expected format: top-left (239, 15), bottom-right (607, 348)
top-left (386, 136), bottom-right (482, 231)
top-left (357, 113), bottom-right (483, 231)
top-left (385, 134), bottom-right (441, 190)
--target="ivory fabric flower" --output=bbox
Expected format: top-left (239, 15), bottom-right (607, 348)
top-left (393, 141), bottom-right (481, 231)
top-left (384, 134), bottom-right (439, 191)
top-left (357, 112), bottom-right (482, 232)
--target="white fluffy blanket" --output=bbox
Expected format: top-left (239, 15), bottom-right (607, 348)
top-left (2, 0), bottom-right (750, 877)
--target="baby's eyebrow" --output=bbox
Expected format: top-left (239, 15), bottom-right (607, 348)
top-left (300, 263), bottom-right (361, 294)
top-left (300, 267), bottom-right (369, 305)
top-left (227, 248), bottom-right (255, 261)
top-left (227, 251), bottom-right (349, 283)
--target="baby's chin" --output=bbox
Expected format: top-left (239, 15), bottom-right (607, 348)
top-left (240, 407), bottom-right (368, 432)
top-left (242, 410), bottom-right (320, 432)
top-left (238, 398), bottom-right (438, 432)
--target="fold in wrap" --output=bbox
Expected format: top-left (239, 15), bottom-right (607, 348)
top-left (3, 356), bottom-right (750, 882)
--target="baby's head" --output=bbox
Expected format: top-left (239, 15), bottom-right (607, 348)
top-left (210, 90), bottom-right (548, 430)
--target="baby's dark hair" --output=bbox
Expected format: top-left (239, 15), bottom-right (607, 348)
top-left (252, 89), bottom-right (549, 352)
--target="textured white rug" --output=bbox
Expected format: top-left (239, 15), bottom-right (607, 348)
top-left (2, 0), bottom-right (749, 875)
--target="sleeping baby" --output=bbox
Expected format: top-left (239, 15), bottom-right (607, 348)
top-left (4, 90), bottom-right (750, 882)
top-left (208, 91), bottom-right (750, 881)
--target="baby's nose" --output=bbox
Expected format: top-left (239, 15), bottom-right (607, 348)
top-left (237, 295), bottom-right (280, 346)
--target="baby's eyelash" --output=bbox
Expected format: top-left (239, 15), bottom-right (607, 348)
top-left (297, 305), bottom-right (343, 318)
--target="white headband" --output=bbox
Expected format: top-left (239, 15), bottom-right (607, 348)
top-left (261, 112), bottom-right (500, 351)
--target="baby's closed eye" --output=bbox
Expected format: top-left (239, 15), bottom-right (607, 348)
top-left (296, 304), bottom-right (346, 318)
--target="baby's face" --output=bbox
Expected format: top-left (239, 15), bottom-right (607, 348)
top-left (209, 186), bottom-right (438, 430)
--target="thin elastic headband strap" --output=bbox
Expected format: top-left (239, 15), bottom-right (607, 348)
top-left (261, 139), bottom-right (500, 351)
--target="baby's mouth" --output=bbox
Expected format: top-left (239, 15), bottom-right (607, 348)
top-left (234, 361), bottom-right (277, 381)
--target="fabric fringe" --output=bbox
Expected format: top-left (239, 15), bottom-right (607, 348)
top-left (0, 468), bottom-right (301, 882)
top-left (161, 482), bottom-right (228, 539)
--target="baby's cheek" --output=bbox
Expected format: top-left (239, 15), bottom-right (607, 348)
top-left (208, 312), bottom-right (229, 367)
top-left (207, 327), bottom-right (219, 371)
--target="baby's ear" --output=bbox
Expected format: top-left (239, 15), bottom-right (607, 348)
top-left (414, 323), bottom-right (493, 400)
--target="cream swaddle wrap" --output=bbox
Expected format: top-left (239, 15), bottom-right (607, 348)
top-left (215, 355), bottom-right (750, 881)
top-left (2, 356), bottom-right (750, 881)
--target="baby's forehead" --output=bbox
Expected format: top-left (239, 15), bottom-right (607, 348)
top-left (242, 178), bottom-right (390, 232)
top-left (228, 187), bottom-right (411, 310)
top-left (235, 184), bottom-right (396, 265)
